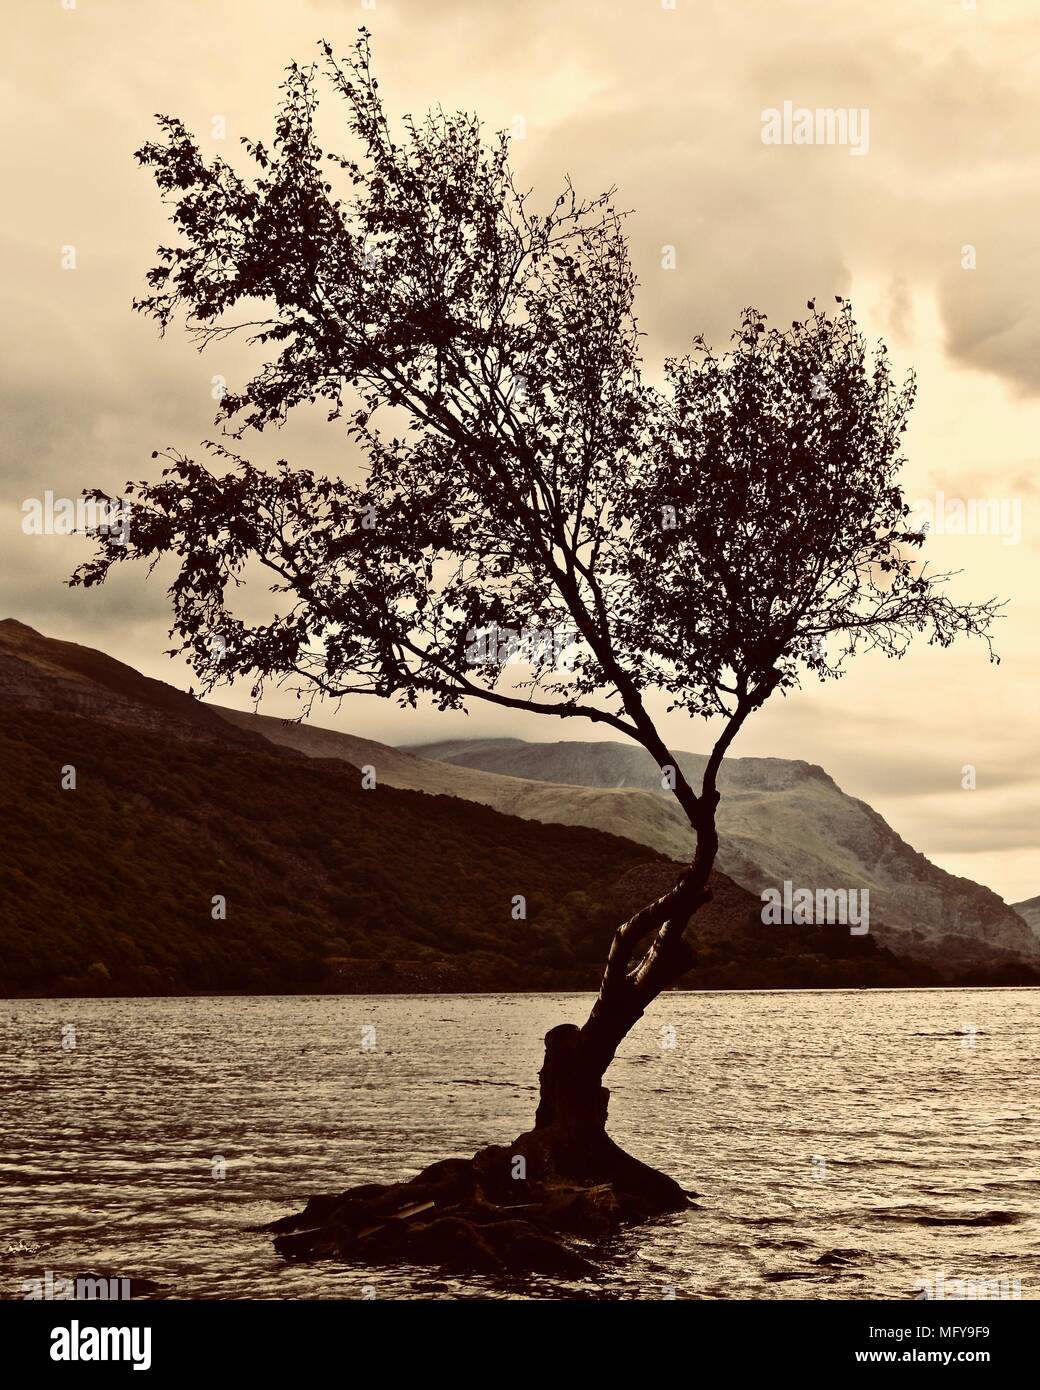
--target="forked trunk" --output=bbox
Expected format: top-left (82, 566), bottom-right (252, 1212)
top-left (533, 817), bottom-right (719, 1147)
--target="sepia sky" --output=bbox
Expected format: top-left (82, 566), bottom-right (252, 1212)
top-left (2, 0), bottom-right (1038, 901)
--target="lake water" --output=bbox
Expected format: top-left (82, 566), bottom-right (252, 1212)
top-left (1, 990), bottom-right (1036, 1300)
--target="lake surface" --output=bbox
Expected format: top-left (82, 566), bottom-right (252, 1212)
top-left (1, 990), bottom-right (1037, 1300)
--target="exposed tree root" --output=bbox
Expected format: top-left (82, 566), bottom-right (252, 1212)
top-left (267, 1126), bottom-right (692, 1278)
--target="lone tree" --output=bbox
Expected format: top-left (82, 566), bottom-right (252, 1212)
top-left (76, 33), bottom-right (999, 1269)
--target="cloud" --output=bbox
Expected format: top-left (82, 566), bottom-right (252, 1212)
top-left (1, 0), bottom-right (1037, 899)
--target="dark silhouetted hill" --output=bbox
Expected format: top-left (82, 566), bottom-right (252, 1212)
top-left (1, 621), bottom-right (1030, 995)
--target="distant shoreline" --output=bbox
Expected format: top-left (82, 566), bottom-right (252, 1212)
top-left (4, 982), bottom-right (1038, 1002)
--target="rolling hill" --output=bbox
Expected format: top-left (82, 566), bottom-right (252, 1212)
top-left (0, 625), bottom-right (661, 995)
top-left (213, 705), bottom-right (1037, 973)
top-left (4, 619), bottom-right (905, 996)
top-left (407, 738), bottom-right (1039, 971)
top-left (1012, 896), bottom-right (1040, 935)
top-left (0, 622), bottom-right (662, 994)
top-left (1, 619), bottom-right (1032, 994)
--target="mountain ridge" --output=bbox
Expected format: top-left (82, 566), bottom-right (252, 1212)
top-left (399, 741), bottom-right (1039, 967)
top-left (2, 618), bottom-right (1034, 991)
top-left (1, 618), bottom-right (950, 996)
top-left (0, 617), bottom-right (257, 747)
top-left (219, 712), bottom-right (1037, 970)
top-left (1012, 895), bottom-right (1040, 934)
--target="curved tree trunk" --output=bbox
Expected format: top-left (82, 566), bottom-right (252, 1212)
top-left (535, 812), bottom-right (718, 1148)
top-left (268, 807), bottom-right (720, 1275)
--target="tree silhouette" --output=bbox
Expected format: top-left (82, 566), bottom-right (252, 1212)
top-left (75, 31), bottom-right (1000, 1254)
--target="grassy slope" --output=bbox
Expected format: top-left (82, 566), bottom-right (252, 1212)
top-left (0, 705), bottom-right (977, 997)
top-left (0, 707), bottom-right (663, 995)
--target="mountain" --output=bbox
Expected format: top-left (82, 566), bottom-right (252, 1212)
top-left (406, 739), bottom-right (1039, 972)
top-left (1, 620), bottom-right (1031, 994)
top-left (0, 621), bottom-right (672, 994)
top-left (0, 618), bottom-right (256, 746)
top-left (8, 618), bottom-right (882, 997)
top-left (217, 705), bottom-right (1036, 976)
top-left (1012, 896), bottom-right (1040, 936)
top-left (220, 708), bottom-right (1025, 987)
top-left (215, 707), bottom-right (694, 859)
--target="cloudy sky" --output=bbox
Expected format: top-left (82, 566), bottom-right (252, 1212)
top-left (3, 0), bottom-right (1038, 901)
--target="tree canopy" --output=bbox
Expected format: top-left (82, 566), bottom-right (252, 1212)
top-left (74, 30), bottom-right (1000, 835)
